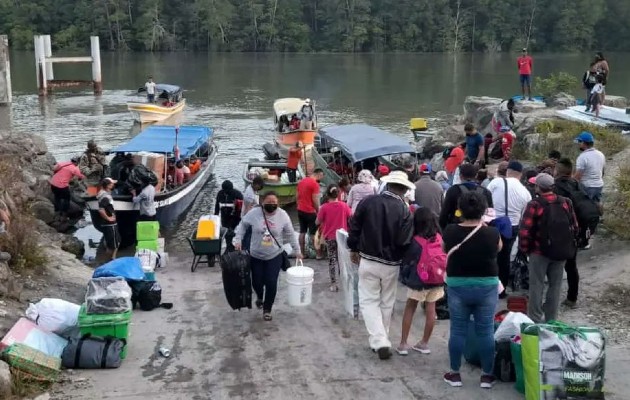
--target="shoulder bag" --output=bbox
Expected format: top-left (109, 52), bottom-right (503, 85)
top-left (262, 211), bottom-right (292, 271)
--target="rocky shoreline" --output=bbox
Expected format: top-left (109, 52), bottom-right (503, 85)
top-left (0, 131), bottom-right (92, 335)
top-left (422, 93), bottom-right (629, 170)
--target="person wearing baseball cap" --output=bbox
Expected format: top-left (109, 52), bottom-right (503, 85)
top-left (96, 177), bottom-right (120, 260)
top-left (486, 160), bottom-right (531, 296)
top-left (574, 131), bottom-right (605, 203)
top-left (414, 163), bottom-right (443, 217)
top-left (518, 172), bottom-right (579, 323)
top-left (347, 170), bottom-right (414, 361)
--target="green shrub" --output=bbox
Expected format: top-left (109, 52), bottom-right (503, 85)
top-left (535, 72), bottom-right (579, 98)
top-left (605, 165), bottom-right (630, 239)
top-left (0, 213), bottom-right (48, 272)
top-left (526, 120), bottom-right (627, 162)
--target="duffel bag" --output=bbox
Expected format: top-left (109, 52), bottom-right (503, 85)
top-left (61, 334), bottom-right (126, 369)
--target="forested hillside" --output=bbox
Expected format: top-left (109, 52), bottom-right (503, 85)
top-left (1, 0), bottom-right (629, 52)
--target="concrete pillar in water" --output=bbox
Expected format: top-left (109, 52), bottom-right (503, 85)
top-left (34, 35), bottom-right (47, 96)
top-left (0, 35), bottom-right (12, 105)
top-left (43, 34), bottom-right (54, 80)
top-left (91, 36), bottom-right (102, 95)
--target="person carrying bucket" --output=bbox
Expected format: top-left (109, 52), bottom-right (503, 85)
top-left (347, 171), bottom-right (414, 360)
top-left (234, 191), bottom-right (302, 321)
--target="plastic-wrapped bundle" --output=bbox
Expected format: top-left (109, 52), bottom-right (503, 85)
top-left (125, 164), bottom-right (158, 192)
top-left (85, 277), bottom-right (132, 314)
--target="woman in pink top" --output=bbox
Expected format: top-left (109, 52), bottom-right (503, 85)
top-left (49, 157), bottom-right (85, 218)
top-left (317, 184), bottom-right (352, 292)
top-left (346, 170), bottom-right (376, 212)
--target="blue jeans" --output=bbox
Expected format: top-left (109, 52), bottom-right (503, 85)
top-left (250, 253), bottom-right (283, 312)
top-left (447, 285), bottom-right (498, 375)
top-left (584, 186), bottom-right (603, 203)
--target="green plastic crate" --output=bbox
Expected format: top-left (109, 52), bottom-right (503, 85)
top-left (136, 221), bottom-right (160, 241)
top-left (78, 304), bottom-right (131, 359)
top-left (137, 239), bottom-right (159, 252)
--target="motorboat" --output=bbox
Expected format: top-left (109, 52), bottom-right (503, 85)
top-left (272, 98), bottom-right (317, 158)
top-left (83, 125), bottom-right (217, 246)
top-left (127, 84), bottom-right (186, 124)
top-left (242, 159), bottom-right (303, 207)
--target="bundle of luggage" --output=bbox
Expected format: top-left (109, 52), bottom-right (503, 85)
top-left (463, 312), bottom-right (607, 399)
top-left (1, 250), bottom-right (173, 381)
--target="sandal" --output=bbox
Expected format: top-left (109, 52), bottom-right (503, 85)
top-left (412, 343), bottom-right (431, 354)
top-left (263, 313), bottom-right (272, 321)
top-left (396, 345), bottom-right (410, 356)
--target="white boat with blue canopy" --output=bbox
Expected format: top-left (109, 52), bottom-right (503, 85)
top-left (314, 123), bottom-right (416, 184)
top-left (84, 125), bottom-right (217, 246)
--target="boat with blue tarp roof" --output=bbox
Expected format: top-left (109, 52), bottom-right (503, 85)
top-left (83, 125), bottom-right (217, 246)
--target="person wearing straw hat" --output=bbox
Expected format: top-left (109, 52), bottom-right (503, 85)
top-left (348, 171), bottom-right (414, 360)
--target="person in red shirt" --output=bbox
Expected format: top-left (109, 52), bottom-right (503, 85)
top-left (49, 156), bottom-right (85, 219)
top-left (289, 114), bottom-right (301, 131)
top-left (443, 143), bottom-right (465, 184)
top-left (517, 48), bottom-right (534, 100)
top-left (317, 184), bottom-right (352, 292)
top-left (498, 127), bottom-right (516, 161)
top-left (286, 142), bottom-right (303, 183)
top-left (296, 168), bottom-right (324, 257)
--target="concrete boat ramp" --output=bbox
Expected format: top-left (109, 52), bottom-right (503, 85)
top-left (55, 254), bottom-right (628, 400)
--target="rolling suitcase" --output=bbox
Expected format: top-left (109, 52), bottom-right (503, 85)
top-left (220, 251), bottom-right (252, 310)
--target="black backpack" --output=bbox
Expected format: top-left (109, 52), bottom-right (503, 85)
top-left (129, 281), bottom-right (173, 311)
top-left (537, 196), bottom-right (577, 261)
top-left (554, 179), bottom-right (600, 229)
top-left (442, 147), bottom-right (454, 160)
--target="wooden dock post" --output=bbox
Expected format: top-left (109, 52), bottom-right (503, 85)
top-left (91, 36), bottom-right (102, 95)
top-left (0, 35), bottom-right (12, 105)
top-left (34, 35), bottom-right (102, 96)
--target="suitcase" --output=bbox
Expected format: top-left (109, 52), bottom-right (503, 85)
top-left (220, 251), bottom-right (252, 310)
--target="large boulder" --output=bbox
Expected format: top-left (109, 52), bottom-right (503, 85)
top-left (463, 96), bottom-right (502, 129)
top-left (30, 199), bottom-right (56, 224)
top-left (515, 101), bottom-right (548, 114)
top-left (548, 92), bottom-right (576, 109)
top-left (604, 95), bottom-right (628, 108)
top-left (0, 360), bottom-right (11, 398)
top-left (61, 236), bottom-right (85, 259)
top-left (513, 109), bottom-right (560, 137)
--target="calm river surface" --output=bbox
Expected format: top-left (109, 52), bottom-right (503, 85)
top-left (3, 52), bottom-right (630, 255)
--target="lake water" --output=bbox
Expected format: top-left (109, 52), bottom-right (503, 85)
top-left (3, 51), bottom-right (629, 255)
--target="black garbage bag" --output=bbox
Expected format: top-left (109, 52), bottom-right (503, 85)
top-left (125, 165), bottom-right (158, 192)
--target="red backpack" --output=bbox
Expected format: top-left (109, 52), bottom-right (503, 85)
top-left (415, 234), bottom-right (447, 285)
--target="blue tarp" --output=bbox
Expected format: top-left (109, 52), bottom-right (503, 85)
top-left (319, 124), bottom-right (415, 162)
top-left (93, 257), bottom-right (144, 281)
top-left (110, 126), bottom-right (213, 158)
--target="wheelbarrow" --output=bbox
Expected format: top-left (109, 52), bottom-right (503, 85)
top-left (187, 227), bottom-right (226, 272)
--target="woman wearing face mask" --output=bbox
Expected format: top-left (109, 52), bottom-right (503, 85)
top-left (234, 191), bottom-right (302, 321)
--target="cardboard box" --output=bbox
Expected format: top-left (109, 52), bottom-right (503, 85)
top-left (133, 152), bottom-right (166, 192)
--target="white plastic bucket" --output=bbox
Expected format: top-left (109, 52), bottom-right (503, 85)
top-left (286, 260), bottom-right (314, 307)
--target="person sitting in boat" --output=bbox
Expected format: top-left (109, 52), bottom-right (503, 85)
top-left (166, 160), bottom-right (177, 187)
top-left (78, 140), bottom-right (108, 187)
top-left (188, 155), bottom-right (202, 175)
top-left (300, 99), bottom-right (315, 130)
top-left (278, 115), bottom-right (289, 132)
top-left (174, 161), bottom-right (185, 186)
top-left (289, 114), bottom-right (301, 131)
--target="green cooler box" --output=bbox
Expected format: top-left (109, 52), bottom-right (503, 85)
top-left (137, 221), bottom-right (160, 241)
top-left (78, 304), bottom-right (131, 359)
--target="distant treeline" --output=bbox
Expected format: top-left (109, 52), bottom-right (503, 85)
top-left (2, 0), bottom-right (629, 52)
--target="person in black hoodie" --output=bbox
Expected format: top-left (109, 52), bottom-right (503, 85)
top-left (348, 171), bottom-right (414, 361)
top-left (439, 163), bottom-right (493, 230)
top-left (553, 158), bottom-right (600, 308)
top-left (214, 180), bottom-right (244, 251)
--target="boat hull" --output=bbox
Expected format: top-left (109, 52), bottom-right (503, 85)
top-left (127, 99), bottom-right (186, 123)
top-left (86, 145), bottom-right (217, 247)
top-left (243, 160), bottom-right (299, 207)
